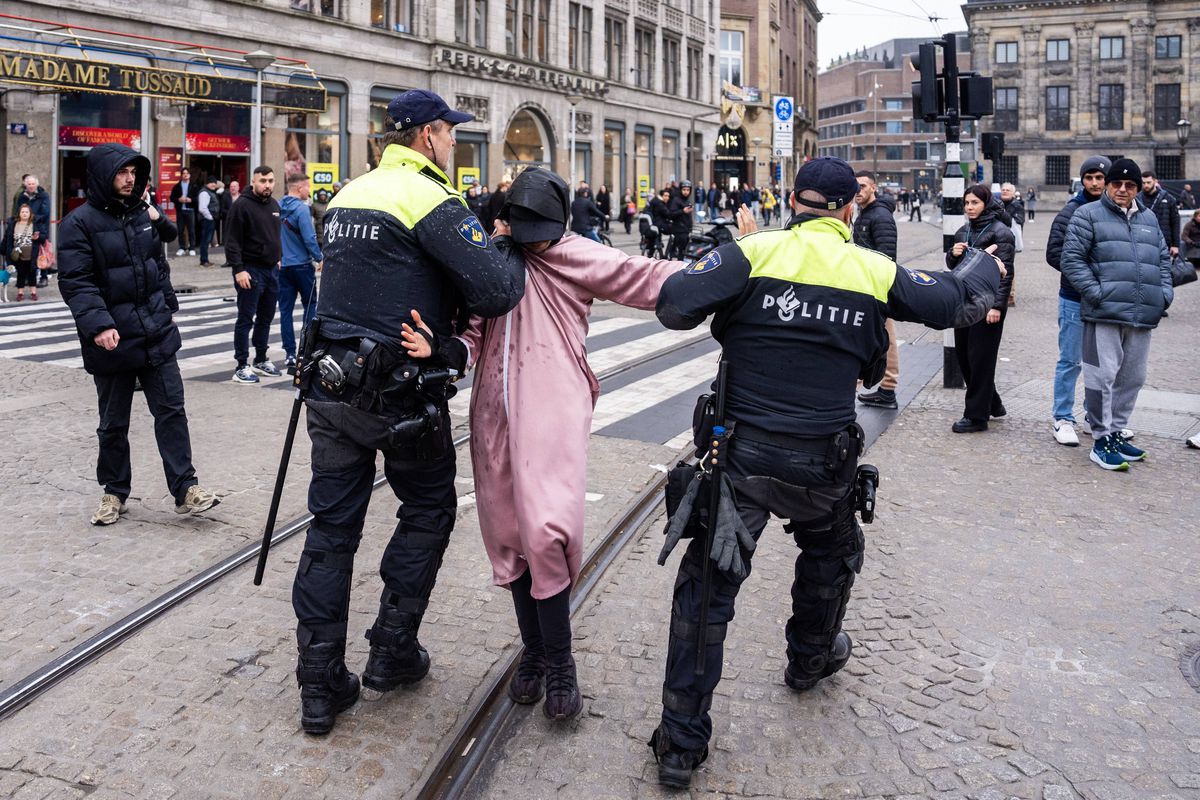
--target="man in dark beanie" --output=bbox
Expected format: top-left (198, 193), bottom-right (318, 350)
top-left (58, 143), bottom-right (219, 524)
top-left (1045, 155), bottom-right (1110, 447)
top-left (1060, 158), bottom-right (1173, 471)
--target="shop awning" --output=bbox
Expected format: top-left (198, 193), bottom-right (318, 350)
top-left (0, 13), bottom-right (326, 112)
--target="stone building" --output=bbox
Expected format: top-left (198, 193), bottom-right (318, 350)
top-left (0, 0), bottom-right (722, 229)
top-left (964, 0), bottom-right (1198, 191)
top-left (713, 0), bottom-right (820, 192)
top-left (816, 36), bottom-right (972, 193)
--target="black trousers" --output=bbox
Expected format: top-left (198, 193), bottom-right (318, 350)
top-left (292, 397), bottom-right (457, 646)
top-left (233, 265), bottom-right (279, 367)
top-left (660, 436), bottom-right (863, 753)
top-left (668, 231), bottom-right (690, 260)
top-left (954, 313), bottom-right (1006, 421)
top-left (177, 210), bottom-right (196, 250)
top-left (93, 355), bottom-right (197, 504)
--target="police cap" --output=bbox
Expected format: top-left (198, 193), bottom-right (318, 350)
top-left (387, 89), bottom-right (474, 132)
top-left (792, 157), bottom-right (859, 211)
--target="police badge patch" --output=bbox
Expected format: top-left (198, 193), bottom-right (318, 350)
top-left (687, 251), bottom-right (721, 275)
top-left (904, 268), bottom-right (937, 286)
top-left (458, 217), bottom-right (489, 248)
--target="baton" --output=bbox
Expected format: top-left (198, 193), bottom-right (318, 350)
top-left (695, 359), bottom-right (728, 677)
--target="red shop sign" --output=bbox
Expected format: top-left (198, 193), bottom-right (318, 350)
top-left (158, 146), bottom-right (183, 221)
top-left (59, 126), bottom-right (141, 149)
top-left (185, 132), bottom-right (250, 153)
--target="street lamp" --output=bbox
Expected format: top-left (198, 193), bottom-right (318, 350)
top-left (244, 49), bottom-right (275, 170)
top-left (868, 78), bottom-right (882, 174)
top-left (566, 94), bottom-right (583, 197)
top-left (1177, 118), bottom-right (1191, 181)
top-left (751, 136), bottom-right (763, 186)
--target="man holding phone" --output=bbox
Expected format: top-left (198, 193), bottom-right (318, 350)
top-left (224, 165), bottom-right (283, 384)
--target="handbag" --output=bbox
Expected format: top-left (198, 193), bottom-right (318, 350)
top-left (1170, 255), bottom-right (1197, 287)
top-left (36, 241), bottom-right (56, 272)
top-left (1010, 221), bottom-right (1024, 253)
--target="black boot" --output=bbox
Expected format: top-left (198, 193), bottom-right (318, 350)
top-left (362, 603), bottom-right (430, 692)
top-left (296, 640), bottom-right (360, 735)
top-left (784, 631), bottom-right (853, 691)
top-left (649, 724), bottom-right (708, 789)
top-left (508, 571), bottom-right (546, 704)
top-left (537, 587), bottom-right (581, 720)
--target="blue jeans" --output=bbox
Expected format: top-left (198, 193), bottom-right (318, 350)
top-left (583, 229), bottom-right (601, 243)
top-left (278, 263), bottom-right (317, 358)
top-left (1053, 296), bottom-right (1083, 422)
top-left (198, 218), bottom-right (215, 264)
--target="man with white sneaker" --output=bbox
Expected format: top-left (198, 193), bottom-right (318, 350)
top-left (225, 165), bottom-right (283, 385)
top-left (1046, 155), bottom-right (1109, 447)
top-left (1060, 158), bottom-right (1173, 472)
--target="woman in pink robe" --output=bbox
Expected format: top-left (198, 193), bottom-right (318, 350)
top-left (404, 169), bottom-right (683, 720)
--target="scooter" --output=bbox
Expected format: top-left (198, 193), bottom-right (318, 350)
top-left (683, 216), bottom-right (738, 262)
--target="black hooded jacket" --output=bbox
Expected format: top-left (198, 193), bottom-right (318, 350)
top-left (852, 193), bottom-right (897, 261)
top-left (946, 200), bottom-right (1015, 311)
top-left (58, 143), bottom-right (181, 375)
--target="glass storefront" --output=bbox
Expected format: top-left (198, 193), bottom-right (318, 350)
top-left (185, 103), bottom-right (251, 188)
top-left (284, 79), bottom-right (346, 178)
top-left (454, 131), bottom-right (488, 189)
top-left (603, 123), bottom-right (626, 199)
top-left (661, 131), bottom-right (679, 186)
top-left (57, 91), bottom-right (143, 218)
top-left (502, 107), bottom-right (552, 180)
top-left (634, 125), bottom-right (654, 198)
top-left (367, 85), bottom-right (405, 171)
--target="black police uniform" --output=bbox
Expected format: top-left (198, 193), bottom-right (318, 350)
top-left (649, 158), bottom-right (1001, 778)
top-left (290, 92), bottom-right (525, 735)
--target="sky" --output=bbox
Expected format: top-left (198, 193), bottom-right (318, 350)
top-left (816, 0), bottom-right (969, 68)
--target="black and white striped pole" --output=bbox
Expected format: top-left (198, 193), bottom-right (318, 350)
top-left (939, 34), bottom-right (966, 389)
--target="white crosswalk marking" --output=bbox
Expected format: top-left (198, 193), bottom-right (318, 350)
top-left (590, 352), bottom-right (717, 431)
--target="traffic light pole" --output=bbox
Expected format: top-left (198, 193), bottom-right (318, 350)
top-left (939, 33), bottom-right (966, 389)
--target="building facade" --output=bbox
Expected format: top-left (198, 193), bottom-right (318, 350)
top-left (0, 0), bottom-right (722, 228)
top-left (715, 0), bottom-right (820, 192)
top-left (816, 36), bottom-right (972, 193)
top-left (964, 0), bottom-right (1199, 190)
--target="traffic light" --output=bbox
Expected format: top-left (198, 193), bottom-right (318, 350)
top-left (980, 132), bottom-right (1005, 161)
top-left (959, 75), bottom-right (994, 119)
top-left (911, 43), bottom-right (940, 122)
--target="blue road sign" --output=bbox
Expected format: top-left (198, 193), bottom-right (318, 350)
top-left (774, 97), bottom-right (793, 123)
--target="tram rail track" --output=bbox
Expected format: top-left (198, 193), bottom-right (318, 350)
top-left (0, 331), bottom-right (713, 724)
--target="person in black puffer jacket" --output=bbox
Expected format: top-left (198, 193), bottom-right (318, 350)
top-left (852, 172), bottom-right (897, 260)
top-left (945, 184), bottom-right (1016, 433)
top-left (58, 143), bottom-right (219, 525)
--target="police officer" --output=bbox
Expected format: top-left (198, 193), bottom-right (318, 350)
top-left (648, 157), bottom-right (1005, 787)
top-left (291, 89), bottom-right (526, 736)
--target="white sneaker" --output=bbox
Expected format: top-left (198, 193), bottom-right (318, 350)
top-left (1083, 426), bottom-right (1133, 439)
top-left (188, 250), bottom-right (196, 256)
top-left (1052, 419), bottom-right (1079, 447)
top-left (1187, 432), bottom-right (1200, 449)
top-left (175, 248), bottom-right (185, 257)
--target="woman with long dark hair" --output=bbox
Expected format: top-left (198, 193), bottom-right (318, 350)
top-left (945, 184), bottom-right (1015, 432)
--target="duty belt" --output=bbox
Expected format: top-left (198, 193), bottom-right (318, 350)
top-left (733, 420), bottom-right (864, 473)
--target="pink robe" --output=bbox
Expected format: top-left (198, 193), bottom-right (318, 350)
top-left (459, 234), bottom-right (683, 599)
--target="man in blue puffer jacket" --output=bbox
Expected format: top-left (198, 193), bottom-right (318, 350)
top-left (278, 171), bottom-right (324, 372)
top-left (1060, 158), bottom-right (1173, 472)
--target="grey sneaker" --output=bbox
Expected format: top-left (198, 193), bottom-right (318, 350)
top-left (91, 494), bottom-right (127, 526)
top-left (232, 366), bottom-right (259, 384)
top-left (253, 360), bottom-right (282, 377)
top-left (175, 485), bottom-right (220, 515)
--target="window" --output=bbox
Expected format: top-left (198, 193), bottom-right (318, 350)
top-left (719, 30), bottom-right (743, 87)
top-left (994, 42), bottom-right (1017, 64)
top-left (995, 155), bottom-right (1019, 185)
top-left (913, 142), bottom-right (928, 160)
top-left (686, 45), bottom-right (702, 101)
top-left (367, 86), bottom-right (405, 170)
top-left (1154, 154), bottom-right (1181, 181)
top-left (569, 3), bottom-right (593, 71)
top-left (1045, 154), bottom-right (1070, 185)
top-left (604, 18), bottom-right (625, 82)
top-left (884, 146), bottom-right (905, 161)
top-left (634, 27), bottom-right (655, 90)
top-left (286, 79), bottom-right (347, 179)
top-left (537, 0), bottom-right (550, 61)
top-left (1098, 84), bottom-right (1124, 130)
top-left (503, 0), bottom-right (548, 58)
top-left (1098, 36), bottom-right (1124, 60)
top-left (506, 0), bottom-right (517, 54)
top-left (885, 121), bottom-right (903, 134)
top-left (884, 99), bottom-right (904, 111)
top-left (456, 0), bottom-right (487, 45)
top-left (1046, 39), bottom-right (1070, 62)
top-left (854, 146), bottom-right (866, 161)
top-left (1046, 86), bottom-right (1070, 131)
top-left (1154, 84), bottom-right (1181, 131)
top-left (292, 0), bottom-right (339, 16)
top-left (662, 37), bottom-right (680, 95)
top-left (994, 87), bottom-right (1019, 131)
top-left (1155, 35), bottom-right (1181, 59)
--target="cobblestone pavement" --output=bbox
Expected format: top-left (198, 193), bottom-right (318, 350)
top-left (3, 214), bottom-right (1197, 799)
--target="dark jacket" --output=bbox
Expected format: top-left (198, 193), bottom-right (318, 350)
top-left (10, 186), bottom-right (50, 241)
top-left (225, 190), bottom-right (282, 273)
top-left (58, 143), bottom-right (181, 375)
top-left (1047, 189), bottom-right (1103, 301)
top-left (1060, 192), bottom-right (1173, 328)
top-left (169, 178), bottom-right (200, 215)
top-left (1001, 196), bottom-right (1026, 227)
top-left (852, 194), bottom-right (897, 261)
top-left (647, 196), bottom-right (671, 231)
top-left (569, 196), bottom-right (605, 234)
top-left (1137, 186), bottom-right (1180, 249)
top-left (595, 189), bottom-right (612, 216)
top-left (482, 188), bottom-right (507, 233)
top-left (946, 200), bottom-right (1016, 311)
top-left (665, 191), bottom-right (694, 236)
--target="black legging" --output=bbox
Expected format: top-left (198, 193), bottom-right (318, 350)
top-left (954, 312), bottom-right (1006, 421)
top-left (12, 259), bottom-right (35, 288)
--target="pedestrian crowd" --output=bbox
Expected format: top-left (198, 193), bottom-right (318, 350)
top-left (5, 82), bottom-right (1195, 793)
